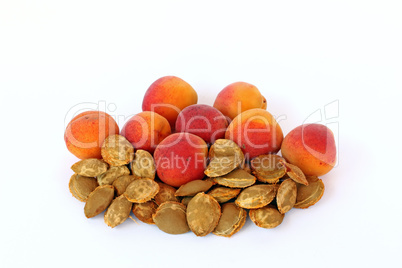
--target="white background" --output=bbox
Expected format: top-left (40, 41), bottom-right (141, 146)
top-left (1, 1), bottom-right (401, 267)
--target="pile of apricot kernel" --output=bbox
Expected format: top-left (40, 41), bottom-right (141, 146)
top-left (65, 76), bottom-right (336, 237)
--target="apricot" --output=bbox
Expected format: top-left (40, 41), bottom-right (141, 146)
top-left (142, 76), bottom-right (198, 129)
top-left (64, 111), bottom-right (119, 159)
top-left (281, 124), bottom-right (336, 176)
top-left (213, 82), bottom-right (267, 121)
top-left (175, 104), bottom-right (228, 145)
top-left (225, 108), bottom-right (283, 160)
top-left (153, 133), bottom-right (208, 187)
top-left (121, 111), bottom-right (171, 154)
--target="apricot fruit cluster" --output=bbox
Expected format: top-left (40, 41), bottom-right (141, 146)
top-left (65, 75), bottom-right (337, 236)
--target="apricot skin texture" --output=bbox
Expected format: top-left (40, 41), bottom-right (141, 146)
top-left (213, 82), bottom-right (267, 121)
top-left (154, 133), bottom-right (208, 187)
top-left (64, 111), bottom-right (119, 159)
top-left (142, 76), bottom-right (198, 129)
top-left (225, 108), bottom-right (283, 160)
top-left (281, 124), bottom-right (336, 176)
top-left (175, 104), bottom-right (228, 145)
top-left (121, 111), bottom-right (171, 154)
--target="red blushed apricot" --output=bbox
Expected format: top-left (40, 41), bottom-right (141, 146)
top-left (121, 111), bottom-right (171, 154)
top-left (64, 111), bottom-right (119, 159)
top-left (175, 104), bottom-right (228, 145)
top-left (153, 133), bottom-right (208, 187)
top-left (142, 76), bottom-right (198, 129)
top-left (213, 82), bottom-right (267, 121)
top-left (225, 108), bottom-right (283, 160)
top-left (281, 124), bottom-right (336, 176)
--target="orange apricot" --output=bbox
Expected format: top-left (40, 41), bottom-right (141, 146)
top-left (64, 111), bottom-right (119, 159)
top-left (142, 76), bottom-right (198, 129)
top-left (281, 124), bottom-right (336, 176)
top-left (213, 82), bottom-right (267, 121)
top-left (121, 111), bottom-right (171, 154)
top-left (154, 133), bottom-right (208, 187)
top-left (225, 108), bottom-right (283, 160)
top-left (175, 104), bottom-right (228, 145)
